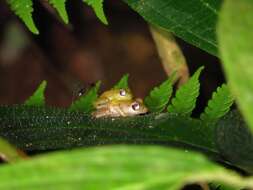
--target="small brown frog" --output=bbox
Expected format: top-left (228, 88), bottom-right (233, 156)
top-left (94, 88), bottom-right (133, 109)
top-left (92, 98), bottom-right (148, 118)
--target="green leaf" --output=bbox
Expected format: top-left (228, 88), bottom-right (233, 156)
top-left (83, 0), bottom-right (108, 25)
top-left (167, 66), bottom-right (204, 116)
top-left (216, 110), bottom-right (253, 173)
top-left (218, 0), bottom-right (253, 132)
top-left (48, 0), bottom-right (69, 24)
top-left (113, 74), bottom-right (129, 89)
top-left (0, 146), bottom-right (252, 190)
top-left (2, 106), bottom-right (253, 173)
top-left (0, 105), bottom-right (217, 152)
top-left (200, 84), bottom-right (234, 122)
top-left (122, 0), bottom-right (221, 56)
top-left (70, 81), bottom-right (101, 113)
top-left (7, 0), bottom-right (39, 34)
top-left (24, 80), bottom-right (47, 106)
top-left (144, 74), bottom-right (175, 112)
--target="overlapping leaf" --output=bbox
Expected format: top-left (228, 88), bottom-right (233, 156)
top-left (167, 67), bottom-right (203, 116)
top-left (0, 146), bottom-right (252, 190)
top-left (200, 84), bottom-right (234, 122)
top-left (25, 80), bottom-right (47, 106)
top-left (70, 81), bottom-right (101, 113)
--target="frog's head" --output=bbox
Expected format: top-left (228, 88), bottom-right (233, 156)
top-left (122, 98), bottom-right (148, 116)
top-left (94, 88), bottom-right (133, 108)
top-left (107, 88), bottom-right (133, 101)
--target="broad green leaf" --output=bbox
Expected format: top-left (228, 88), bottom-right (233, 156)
top-left (0, 146), bottom-right (252, 190)
top-left (168, 67), bottom-right (204, 116)
top-left (0, 138), bottom-right (22, 162)
top-left (24, 80), bottom-right (47, 106)
top-left (48, 0), bottom-right (69, 24)
top-left (0, 105), bottom-right (216, 152)
top-left (218, 0), bottom-right (253, 132)
top-left (83, 0), bottom-right (108, 25)
top-left (113, 74), bottom-right (129, 89)
top-left (144, 74), bottom-right (175, 112)
top-left (123, 0), bottom-right (221, 56)
top-left (200, 84), bottom-right (234, 122)
top-left (70, 81), bottom-right (101, 113)
top-left (216, 110), bottom-right (253, 173)
top-left (1, 106), bottom-right (253, 173)
top-left (7, 0), bottom-right (39, 34)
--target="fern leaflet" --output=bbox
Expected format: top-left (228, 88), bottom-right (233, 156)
top-left (7, 0), bottom-right (39, 34)
top-left (167, 66), bottom-right (204, 116)
top-left (200, 84), bottom-right (234, 122)
top-left (25, 80), bottom-right (47, 106)
top-left (83, 0), bottom-right (108, 24)
top-left (70, 81), bottom-right (101, 113)
top-left (144, 75), bottom-right (175, 112)
top-left (113, 74), bottom-right (129, 89)
top-left (48, 0), bottom-right (69, 24)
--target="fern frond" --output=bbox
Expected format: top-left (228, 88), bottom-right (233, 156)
top-left (48, 0), bottom-right (69, 24)
top-left (7, 0), bottom-right (39, 34)
top-left (200, 84), bottom-right (234, 122)
top-left (70, 81), bottom-right (101, 113)
top-left (25, 81), bottom-right (47, 106)
top-left (144, 75), bottom-right (175, 112)
top-left (83, 0), bottom-right (108, 25)
top-left (113, 74), bottom-right (129, 89)
top-left (167, 66), bottom-right (204, 116)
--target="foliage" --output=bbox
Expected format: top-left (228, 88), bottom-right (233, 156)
top-left (113, 74), bottom-right (129, 89)
top-left (70, 81), bottom-right (101, 113)
top-left (83, 0), bottom-right (108, 25)
top-left (6, 0), bottom-right (39, 34)
top-left (3, 0), bottom-right (253, 189)
top-left (200, 84), bottom-right (234, 122)
top-left (6, 0), bottom-right (107, 34)
top-left (167, 67), bottom-right (203, 116)
top-left (0, 146), bottom-right (252, 190)
top-left (24, 80), bottom-right (47, 106)
top-left (122, 0), bottom-right (221, 56)
top-left (48, 0), bottom-right (68, 24)
top-left (144, 74), bottom-right (174, 112)
top-left (218, 0), bottom-right (253, 133)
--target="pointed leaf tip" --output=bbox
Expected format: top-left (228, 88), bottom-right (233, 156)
top-left (83, 0), bottom-right (108, 25)
top-left (113, 74), bottom-right (129, 89)
top-left (70, 81), bottom-right (101, 113)
top-left (144, 73), bottom-right (175, 112)
top-left (25, 80), bottom-right (47, 106)
top-left (167, 66), bottom-right (204, 115)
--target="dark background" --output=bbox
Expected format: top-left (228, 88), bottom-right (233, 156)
top-left (0, 0), bottom-right (224, 115)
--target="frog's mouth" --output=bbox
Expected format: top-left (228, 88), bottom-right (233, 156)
top-left (139, 111), bottom-right (149, 116)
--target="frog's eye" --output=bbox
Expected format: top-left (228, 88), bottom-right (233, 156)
top-left (119, 89), bottom-right (126, 96)
top-left (132, 102), bottom-right (140, 111)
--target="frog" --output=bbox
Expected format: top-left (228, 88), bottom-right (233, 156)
top-left (92, 98), bottom-right (148, 118)
top-left (94, 88), bottom-right (133, 109)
